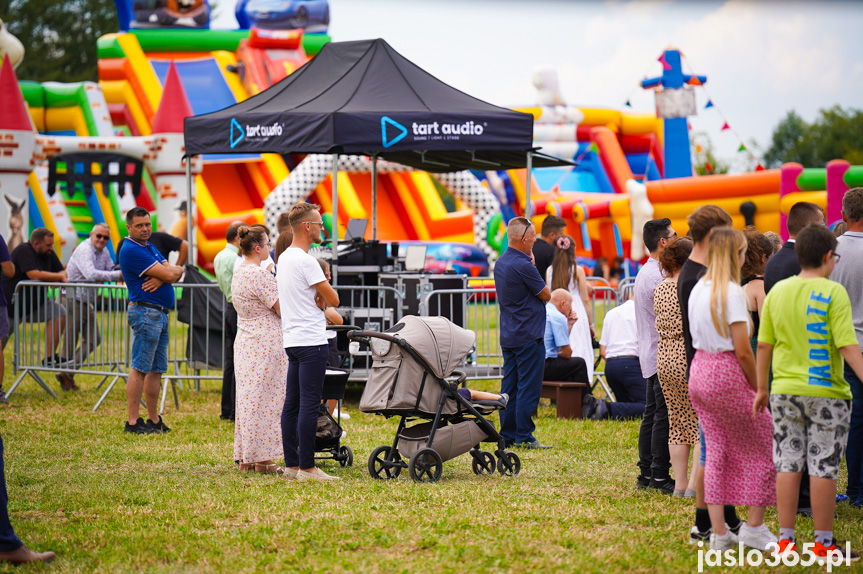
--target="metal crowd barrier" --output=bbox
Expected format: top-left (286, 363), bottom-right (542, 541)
top-left (7, 280), bottom-right (227, 413)
top-left (617, 276), bottom-right (636, 302)
top-left (416, 279), bottom-right (629, 392)
top-left (334, 285), bottom-right (403, 379)
top-left (420, 287), bottom-right (501, 381)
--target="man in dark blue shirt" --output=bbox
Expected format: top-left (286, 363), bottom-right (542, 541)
top-left (119, 207), bottom-right (184, 435)
top-left (494, 217), bottom-right (552, 449)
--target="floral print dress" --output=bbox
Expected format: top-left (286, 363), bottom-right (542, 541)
top-left (231, 263), bottom-right (288, 464)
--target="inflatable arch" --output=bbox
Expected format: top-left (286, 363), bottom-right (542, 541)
top-left (263, 154), bottom-right (499, 256)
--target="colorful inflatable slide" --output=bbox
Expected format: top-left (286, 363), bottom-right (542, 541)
top-left (484, 105), bottom-right (787, 261)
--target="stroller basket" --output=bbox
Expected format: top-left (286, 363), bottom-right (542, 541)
top-left (398, 421), bottom-right (488, 462)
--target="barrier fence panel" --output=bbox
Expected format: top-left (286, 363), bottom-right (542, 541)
top-left (335, 285), bottom-right (403, 380)
top-left (588, 285), bottom-right (619, 401)
top-left (8, 280), bottom-right (228, 413)
top-left (617, 277), bottom-right (636, 303)
top-left (421, 287), bottom-right (501, 381)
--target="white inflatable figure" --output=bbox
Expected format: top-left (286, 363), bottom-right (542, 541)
top-left (627, 179), bottom-right (654, 260)
top-left (0, 19), bottom-right (24, 70)
top-left (532, 67), bottom-right (565, 107)
top-left (484, 170), bottom-right (508, 207)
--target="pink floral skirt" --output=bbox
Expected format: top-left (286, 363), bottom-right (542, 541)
top-left (689, 350), bottom-right (776, 507)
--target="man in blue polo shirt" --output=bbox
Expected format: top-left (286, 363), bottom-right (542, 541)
top-left (119, 207), bottom-right (184, 435)
top-left (494, 216), bottom-right (552, 449)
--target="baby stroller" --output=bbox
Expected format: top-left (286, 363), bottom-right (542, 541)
top-left (349, 316), bottom-right (520, 483)
top-left (314, 367), bottom-right (353, 467)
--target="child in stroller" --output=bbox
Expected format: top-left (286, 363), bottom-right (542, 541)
top-left (350, 315), bottom-right (521, 483)
top-left (457, 389), bottom-right (508, 411)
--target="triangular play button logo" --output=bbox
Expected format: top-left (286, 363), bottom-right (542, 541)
top-left (381, 116), bottom-right (408, 148)
top-left (230, 118), bottom-right (245, 148)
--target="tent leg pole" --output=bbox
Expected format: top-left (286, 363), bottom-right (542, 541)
top-left (331, 153), bottom-right (339, 286)
top-left (371, 153), bottom-right (378, 242)
top-left (186, 157), bottom-right (194, 263)
top-left (525, 152), bottom-right (533, 221)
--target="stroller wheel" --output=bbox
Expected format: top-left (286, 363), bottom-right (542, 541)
top-left (471, 450), bottom-right (496, 475)
top-left (408, 448), bottom-right (443, 483)
top-left (368, 445), bottom-right (402, 480)
top-left (339, 445), bottom-right (354, 468)
top-left (497, 451), bottom-right (521, 477)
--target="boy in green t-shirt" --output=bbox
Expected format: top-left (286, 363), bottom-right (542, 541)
top-left (754, 224), bottom-right (863, 562)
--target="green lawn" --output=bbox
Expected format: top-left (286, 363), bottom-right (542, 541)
top-left (1, 368), bottom-right (861, 573)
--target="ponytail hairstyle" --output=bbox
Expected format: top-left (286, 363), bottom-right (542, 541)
top-left (703, 227), bottom-right (747, 338)
top-left (274, 230), bottom-right (293, 262)
top-left (550, 234), bottom-right (578, 291)
top-left (237, 224), bottom-right (269, 257)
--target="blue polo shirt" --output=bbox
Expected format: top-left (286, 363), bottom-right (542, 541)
top-left (119, 238), bottom-right (175, 309)
top-left (544, 303), bottom-right (570, 359)
top-left (494, 247), bottom-right (547, 348)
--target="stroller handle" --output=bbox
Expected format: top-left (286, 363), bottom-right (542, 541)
top-left (347, 329), bottom-right (397, 343)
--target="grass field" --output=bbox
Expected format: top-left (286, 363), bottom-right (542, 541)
top-left (2, 366), bottom-right (862, 573)
top-left (2, 294), bottom-right (862, 573)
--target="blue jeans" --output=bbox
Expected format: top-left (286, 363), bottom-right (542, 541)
top-left (0, 432), bottom-right (22, 552)
top-left (128, 305), bottom-right (169, 374)
top-left (500, 339), bottom-right (546, 444)
top-left (604, 357), bottom-right (647, 420)
top-left (845, 363), bottom-right (863, 504)
top-left (283, 345), bottom-right (328, 469)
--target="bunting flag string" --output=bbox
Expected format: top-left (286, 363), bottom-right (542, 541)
top-left (621, 58), bottom-right (669, 110)
top-left (680, 53), bottom-right (763, 167)
top-left (658, 53), bottom-right (672, 71)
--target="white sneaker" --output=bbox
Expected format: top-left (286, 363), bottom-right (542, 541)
top-left (341, 430), bottom-right (347, 439)
top-left (282, 468), bottom-right (298, 481)
top-left (739, 523), bottom-right (778, 551)
top-left (297, 467), bottom-right (340, 482)
top-left (333, 409), bottom-right (350, 420)
top-left (710, 531), bottom-right (737, 551)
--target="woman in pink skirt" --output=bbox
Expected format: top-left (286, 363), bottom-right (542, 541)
top-left (687, 228), bottom-right (777, 551)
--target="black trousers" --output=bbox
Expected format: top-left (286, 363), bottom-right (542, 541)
top-left (221, 301), bottom-right (237, 420)
top-left (0, 433), bottom-right (22, 552)
top-left (543, 356), bottom-right (589, 383)
top-left (637, 373), bottom-right (671, 479)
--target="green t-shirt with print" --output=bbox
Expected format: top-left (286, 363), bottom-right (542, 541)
top-left (759, 276), bottom-right (857, 400)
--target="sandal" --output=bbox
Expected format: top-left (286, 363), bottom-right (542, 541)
top-left (254, 462), bottom-right (280, 474)
top-left (238, 462), bottom-right (255, 471)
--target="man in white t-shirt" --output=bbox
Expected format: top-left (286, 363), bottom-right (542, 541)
top-left (276, 202), bottom-right (340, 482)
top-left (588, 298), bottom-right (647, 420)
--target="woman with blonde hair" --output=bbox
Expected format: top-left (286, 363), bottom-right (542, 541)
top-left (687, 227), bottom-right (776, 551)
top-left (231, 225), bottom-right (289, 474)
top-left (547, 234), bottom-right (595, 382)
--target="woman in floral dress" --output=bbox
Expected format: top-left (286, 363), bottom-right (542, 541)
top-left (231, 225), bottom-right (288, 473)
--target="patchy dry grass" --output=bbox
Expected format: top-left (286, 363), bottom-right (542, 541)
top-left (1, 356), bottom-right (861, 572)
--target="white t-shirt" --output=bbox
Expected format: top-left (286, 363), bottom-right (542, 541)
top-left (599, 299), bottom-right (639, 359)
top-left (688, 279), bottom-right (750, 353)
top-left (277, 247), bottom-right (327, 348)
top-left (234, 254), bottom-right (275, 272)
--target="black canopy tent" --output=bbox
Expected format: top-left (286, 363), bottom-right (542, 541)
top-left (183, 38), bottom-right (571, 278)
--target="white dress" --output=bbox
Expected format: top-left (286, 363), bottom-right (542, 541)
top-left (546, 267), bottom-right (595, 382)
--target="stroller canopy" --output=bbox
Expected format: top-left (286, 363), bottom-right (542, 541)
top-left (360, 315), bottom-right (476, 417)
top-left (389, 316), bottom-right (475, 378)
